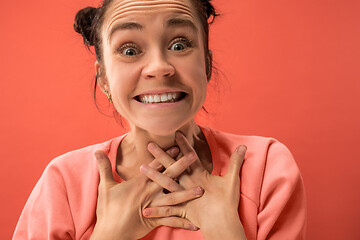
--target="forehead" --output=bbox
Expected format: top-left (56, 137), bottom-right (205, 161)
top-left (103, 0), bottom-right (197, 33)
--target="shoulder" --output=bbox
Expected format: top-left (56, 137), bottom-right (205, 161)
top-left (12, 138), bottom-right (124, 239)
top-left (204, 125), bottom-right (298, 173)
top-left (42, 136), bottom-right (123, 183)
top-left (202, 126), bottom-right (302, 200)
top-left (27, 135), bottom-right (125, 209)
top-left (202, 126), bottom-right (286, 158)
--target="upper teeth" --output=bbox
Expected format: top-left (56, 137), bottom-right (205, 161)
top-left (140, 92), bottom-right (181, 103)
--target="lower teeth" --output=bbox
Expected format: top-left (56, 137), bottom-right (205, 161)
top-left (145, 99), bottom-right (176, 104)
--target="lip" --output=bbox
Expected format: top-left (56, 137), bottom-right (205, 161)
top-left (133, 88), bottom-right (188, 98)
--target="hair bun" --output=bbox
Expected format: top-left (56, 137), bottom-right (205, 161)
top-left (74, 7), bottom-right (97, 46)
top-left (203, 0), bottom-right (218, 23)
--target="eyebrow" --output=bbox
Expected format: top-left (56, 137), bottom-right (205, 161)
top-left (165, 18), bottom-right (198, 33)
top-left (108, 22), bottom-right (143, 41)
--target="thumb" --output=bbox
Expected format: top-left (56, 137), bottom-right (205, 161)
top-left (225, 145), bottom-right (247, 181)
top-left (95, 150), bottom-right (115, 185)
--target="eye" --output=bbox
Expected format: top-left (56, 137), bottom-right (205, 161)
top-left (171, 42), bottom-right (187, 51)
top-left (117, 43), bottom-right (141, 56)
top-left (123, 48), bottom-right (138, 56)
top-left (169, 38), bottom-right (192, 52)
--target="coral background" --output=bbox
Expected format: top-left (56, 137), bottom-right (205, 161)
top-left (1, 0), bottom-right (359, 239)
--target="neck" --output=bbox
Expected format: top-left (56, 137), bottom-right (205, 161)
top-left (122, 121), bottom-right (201, 167)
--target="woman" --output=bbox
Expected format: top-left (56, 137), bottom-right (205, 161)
top-left (13, 0), bottom-right (306, 239)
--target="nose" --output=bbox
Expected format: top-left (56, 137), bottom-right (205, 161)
top-left (142, 51), bottom-right (175, 79)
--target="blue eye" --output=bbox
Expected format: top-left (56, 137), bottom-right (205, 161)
top-left (123, 48), bottom-right (138, 56)
top-left (170, 38), bottom-right (192, 51)
top-left (171, 42), bottom-right (187, 51)
top-left (118, 43), bottom-right (141, 56)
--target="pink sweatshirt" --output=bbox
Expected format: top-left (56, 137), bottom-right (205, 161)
top-left (13, 126), bottom-right (306, 239)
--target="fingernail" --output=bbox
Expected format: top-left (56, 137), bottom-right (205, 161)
top-left (143, 208), bottom-right (151, 217)
top-left (94, 151), bottom-right (105, 159)
top-left (170, 147), bottom-right (179, 156)
top-left (237, 145), bottom-right (247, 154)
top-left (187, 224), bottom-right (199, 231)
top-left (187, 152), bottom-right (196, 161)
top-left (175, 131), bottom-right (183, 139)
top-left (140, 165), bottom-right (149, 173)
top-left (194, 186), bottom-right (204, 196)
top-left (148, 143), bottom-right (156, 151)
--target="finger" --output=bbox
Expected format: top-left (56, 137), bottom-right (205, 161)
top-left (148, 142), bottom-right (177, 169)
top-left (143, 206), bottom-right (184, 218)
top-left (163, 151), bottom-right (197, 179)
top-left (148, 147), bottom-right (179, 171)
top-left (94, 150), bottom-right (116, 185)
top-left (225, 145), bottom-right (247, 181)
top-left (175, 131), bottom-right (204, 172)
top-left (151, 217), bottom-right (199, 231)
top-left (148, 159), bottom-right (163, 171)
top-left (140, 164), bottom-right (184, 192)
top-left (151, 186), bottom-right (204, 206)
top-left (148, 141), bottom-right (197, 179)
top-left (167, 146), bottom-right (180, 159)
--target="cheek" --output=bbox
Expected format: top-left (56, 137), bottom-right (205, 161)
top-left (181, 54), bottom-right (208, 93)
top-left (103, 48), bottom-right (138, 90)
top-left (106, 62), bottom-right (139, 93)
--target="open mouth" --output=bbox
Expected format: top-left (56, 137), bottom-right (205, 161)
top-left (134, 91), bottom-right (187, 104)
top-left (134, 92), bottom-right (187, 104)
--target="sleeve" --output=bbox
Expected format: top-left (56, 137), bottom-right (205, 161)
top-left (257, 141), bottom-right (307, 240)
top-left (13, 162), bottom-right (75, 240)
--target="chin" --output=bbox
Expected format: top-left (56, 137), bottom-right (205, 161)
top-left (137, 117), bottom-right (191, 137)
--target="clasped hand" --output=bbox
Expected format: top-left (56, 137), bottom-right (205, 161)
top-left (141, 132), bottom-right (247, 239)
top-left (91, 132), bottom-right (247, 240)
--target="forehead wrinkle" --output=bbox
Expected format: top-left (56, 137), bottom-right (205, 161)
top-left (111, 0), bottom-right (192, 12)
top-left (104, 0), bottom-right (194, 34)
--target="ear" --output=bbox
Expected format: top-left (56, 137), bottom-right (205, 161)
top-left (95, 61), bottom-right (108, 91)
top-left (206, 50), bottom-right (213, 81)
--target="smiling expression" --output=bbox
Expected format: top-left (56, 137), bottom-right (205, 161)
top-left (98, 0), bottom-right (209, 135)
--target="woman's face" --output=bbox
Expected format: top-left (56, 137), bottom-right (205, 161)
top-left (99, 0), bottom-right (208, 135)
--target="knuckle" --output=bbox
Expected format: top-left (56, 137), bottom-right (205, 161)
top-left (164, 207), bottom-right (172, 216)
top-left (99, 164), bottom-right (111, 174)
top-left (163, 169), bottom-right (174, 179)
top-left (146, 168), bottom-right (156, 178)
top-left (151, 161), bottom-right (163, 171)
top-left (166, 161), bottom-right (174, 168)
top-left (181, 220), bottom-right (188, 229)
top-left (164, 178), bottom-right (177, 191)
top-left (166, 194), bottom-right (176, 205)
top-left (165, 218), bottom-right (176, 227)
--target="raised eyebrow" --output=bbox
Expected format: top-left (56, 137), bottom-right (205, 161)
top-left (165, 18), bottom-right (198, 32)
top-left (108, 22), bottom-right (143, 41)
